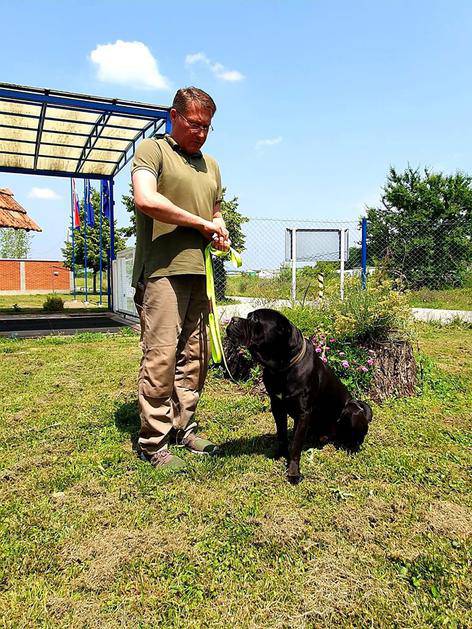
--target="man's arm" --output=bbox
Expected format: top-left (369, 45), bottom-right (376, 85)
top-left (132, 170), bottom-right (226, 241)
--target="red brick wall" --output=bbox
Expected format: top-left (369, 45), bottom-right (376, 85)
top-left (25, 261), bottom-right (70, 291)
top-left (0, 260), bottom-right (70, 291)
top-left (0, 260), bottom-right (20, 290)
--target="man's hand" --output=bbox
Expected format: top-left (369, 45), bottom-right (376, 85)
top-left (198, 219), bottom-right (231, 251)
top-left (212, 215), bottom-right (231, 251)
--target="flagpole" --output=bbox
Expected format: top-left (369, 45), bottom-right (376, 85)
top-left (83, 180), bottom-right (88, 304)
top-left (70, 179), bottom-right (77, 300)
top-left (99, 181), bottom-right (103, 306)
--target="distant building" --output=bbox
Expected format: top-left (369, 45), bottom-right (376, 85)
top-left (0, 188), bottom-right (69, 293)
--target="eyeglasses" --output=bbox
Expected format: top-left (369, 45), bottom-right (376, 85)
top-left (176, 110), bottom-right (213, 134)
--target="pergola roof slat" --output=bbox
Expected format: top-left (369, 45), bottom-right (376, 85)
top-left (0, 83), bottom-right (171, 180)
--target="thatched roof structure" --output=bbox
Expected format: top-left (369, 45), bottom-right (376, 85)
top-left (0, 188), bottom-right (42, 231)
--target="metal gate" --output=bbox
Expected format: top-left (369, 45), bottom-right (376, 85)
top-left (112, 247), bottom-right (138, 318)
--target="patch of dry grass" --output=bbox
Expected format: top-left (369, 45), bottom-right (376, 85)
top-left (0, 326), bottom-right (471, 627)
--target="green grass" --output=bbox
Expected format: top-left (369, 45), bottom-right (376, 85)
top-left (0, 325), bottom-right (471, 627)
top-left (408, 286), bottom-right (472, 310)
top-left (0, 292), bottom-right (109, 314)
top-left (227, 274), bottom-right (291, 300)
top-left (227, 274), bottom-right (472, 311)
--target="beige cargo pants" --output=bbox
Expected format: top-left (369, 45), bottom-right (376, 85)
top-left (134, 275), bottom-right (210, 456)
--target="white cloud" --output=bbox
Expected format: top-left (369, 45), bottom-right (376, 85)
top-left (255, 137), bottom-right (283, 150)
top-left (185, 52), bottom-right (207, 65)
top-left (185, 52), bottom-right (245, 82)
top-left (28, 187), bottom-right (61, 200)
top-left (90, 40), bottom-right (170, 90)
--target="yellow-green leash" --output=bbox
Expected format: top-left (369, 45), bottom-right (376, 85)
top-left (205, 242), bottom-right (242, 373)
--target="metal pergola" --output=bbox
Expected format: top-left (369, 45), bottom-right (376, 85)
top-left (0, 82), bottom-right (171, 307)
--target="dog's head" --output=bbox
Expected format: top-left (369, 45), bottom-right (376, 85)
top-left (226, 308), bottom-right (301, 371)
top-left (336, 399), bottom-right (372, 451)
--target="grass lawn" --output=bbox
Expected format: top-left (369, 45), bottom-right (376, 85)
top-left (408, 287), bottom-right (472, 311)
top-left (226, 275), bottom-right (472, 311)
top-left (0, 293), bottom-right (109, 314)
top-left (0, 325), bottom-right (471, 627)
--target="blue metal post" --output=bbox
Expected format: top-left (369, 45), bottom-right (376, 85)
top-left (361, 217), bottom-right (367, 289)
top-left (99, 182), bottom-right (103, 306)
top-left (165, 111), bottom-right (172, 134)
top-left (70, 179), bottom-right (77, 299)
top-left (83, 180), bottom-right (88, 302)
top-left (108, 179), bottom-right (115, 311)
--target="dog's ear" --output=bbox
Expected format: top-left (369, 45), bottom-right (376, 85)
top-left (336, 404), bottom-right (350, 425)
top-left (358, 401), bottom-right (373, 423)
top-left (247, 318), bottom-right (265, 347)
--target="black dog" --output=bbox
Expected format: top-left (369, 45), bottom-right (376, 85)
top-left (226, 309), bottom-right (372, 484)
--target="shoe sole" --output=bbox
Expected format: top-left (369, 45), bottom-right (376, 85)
top-left (174, 444), bottom-right (219, 456)
top-left (173, 443), bottom-right (221, 456)
top-left (188, 447), bottom-right (219, 456)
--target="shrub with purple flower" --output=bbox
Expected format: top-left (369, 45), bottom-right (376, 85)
top-left (310, 332), bottom-right (375, 396)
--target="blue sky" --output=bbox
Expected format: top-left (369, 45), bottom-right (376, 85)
top-left (1, 0), bottom-right (471, 259)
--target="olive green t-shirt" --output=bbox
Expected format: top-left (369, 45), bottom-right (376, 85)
top-left (131, 134), bottom-right (222, 286)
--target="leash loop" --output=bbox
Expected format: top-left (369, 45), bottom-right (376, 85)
top-left (204, 243), bottom-right (242, 378)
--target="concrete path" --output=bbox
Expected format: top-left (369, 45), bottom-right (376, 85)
top-left (411, 307), bottom-right (472, 324)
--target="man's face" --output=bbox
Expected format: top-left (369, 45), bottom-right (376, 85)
top-left (170, 102), bottom-right (213, 154)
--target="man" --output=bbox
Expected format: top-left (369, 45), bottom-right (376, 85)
top-left (132, 87), bottom-right (229, 471)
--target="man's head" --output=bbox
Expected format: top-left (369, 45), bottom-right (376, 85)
top-left (170, 87), bottom-right (216, 155)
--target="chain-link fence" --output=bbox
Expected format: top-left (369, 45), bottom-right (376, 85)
top-left (213, 218), bottom-right (362, 304)
top-left (112, 215), bottom-right (471, 317)
top-left (213, 216), bottom-right (472, 307)
top-left (363, 219), bottom-right (472, 291)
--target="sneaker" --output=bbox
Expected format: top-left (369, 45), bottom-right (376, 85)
top-left (176, 431), bottom-right (219, 456)
top-left (140, 449), bottom-right (187, 471)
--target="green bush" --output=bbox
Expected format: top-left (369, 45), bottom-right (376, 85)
top-left (311, 332), bottom-right (375, 397)
top-left (283, 273), bottom-right (412, 344)
top-left (43, 295), bottom-right (65, 312)
top-left (281, 273), bottom-right (413, 395)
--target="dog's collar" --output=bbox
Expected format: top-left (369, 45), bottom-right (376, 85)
top-left (278, 337), bottom-right (308, 372)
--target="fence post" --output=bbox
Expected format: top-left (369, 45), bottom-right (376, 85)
top-left (318, 272), bottom-right (324, 300)
top-left (361, 217), bottom-right (367, 289)
top-left (291, 228), bottom-right (297, 302)
top-left (340, 228), bottom-right (346, 300)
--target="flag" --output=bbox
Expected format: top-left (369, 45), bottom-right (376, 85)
top-left (72, 179), bottom-right (80, 229)
top-left (101, 180), bottom-right (111, 220)
top-left (84, 179), bottom-right (95, 227)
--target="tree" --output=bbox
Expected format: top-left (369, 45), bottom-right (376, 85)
top-left (0, 228), bottom-right (32, 258)
top-left (121, 184), bottom-right (136, 240)
top-left (366, 166), bottom-right (472, 289)
top-left (62, 188), bottom-right (126, 293)
top-left (121, 185), bottom-right (248, 300)
top-left (213, 189), bottom-right (248, 300)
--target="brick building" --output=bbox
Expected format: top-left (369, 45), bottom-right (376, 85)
top-left (0, 259), bottom-right (71, 293)
top-left (0, 188), bottom-right (69, 293)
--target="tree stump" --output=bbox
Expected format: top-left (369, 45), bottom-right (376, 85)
top-left (224, 337), bottom-right (418, 403)
top-left (366, 339), bottom-right (417, 403)
top-left (223, 338), bottom-right (254, 381)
